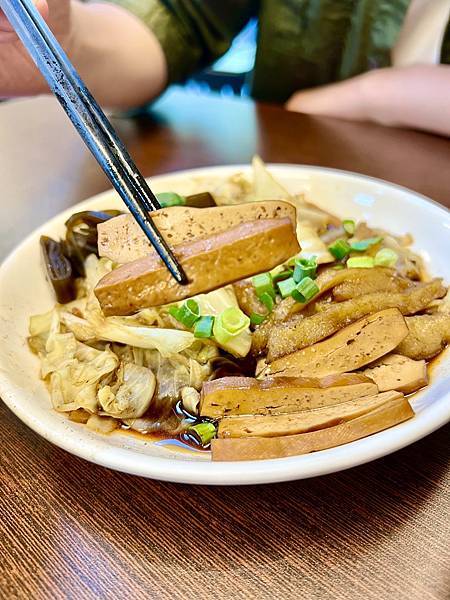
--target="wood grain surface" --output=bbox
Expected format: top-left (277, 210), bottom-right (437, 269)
top-left (1, 89), bottom-right (449, 600)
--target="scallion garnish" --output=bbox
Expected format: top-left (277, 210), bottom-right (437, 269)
top-left (277, 276), bottom-right (297, 298)
top-left (252, 272), bottom-right (275, 299)
top-left (293, 257), bottom-right (317, 283)
top-left (187, 421), bottom-right (216, 446)
top-left (350, 236), bottom-right (383, 252)
top-left (213, 307), bottom-right (250, 345)
top-left (343, 219), bottom-right (356, 235)
top-left (168, 305), bottom-right (180, 320)
top-left (259, 291), bottom-right (274, 312)
top-left (157, 192), bottom-right (186, 207)
top-left (194, 315), bottom-right (215, 338)
top-left (374, 248), bottom-right (398, 267)
top-left (347, 256), bottom-right (375, 269)
top-left (250, 312), bottom-right (266, 326)
top-left (328, 239), bottom-right (351, 260)
top-left (172, 299), bottom-right (200, 328)
top-left (291, 276), bottom-right (319, 303)
top-left (272, 269), bottom-right (293, 284)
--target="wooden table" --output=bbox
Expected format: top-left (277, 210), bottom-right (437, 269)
top-left (1, 89), bottom-right (449, 600)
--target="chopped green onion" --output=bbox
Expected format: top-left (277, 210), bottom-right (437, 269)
top-left (291, 276), bottom-right (319, 303)
top-left (168, 305), bottom-right (180, 320)
top-left (277, 276), bottom-right (297, 298)
top-left (272, 269), bottom-right (293, 284)
top-left (286, 256), bottom-right (298, 268)
top-left (259, 292), bottom-right (274, 312)
top-left (347, 256), bottom-right (375, 269)
top-left (173, 299), bottom-right (200, 328)
top-left (343, 219), bottom-right (356, 235)
top-left (350, 236), bottom-right (383, 252)
top-left (293, 257), bottom-right (317, 283)
top-left (156, 192), bottom-right (186, 207)
top-left (331, 264), bottom-right (346, 270)
top-left (188, 421), bottom-right (216, 446)
top-left (194, 315), bottom-right (215, 338)
top-left (213, 307), bottom-right (250, 345)
top-left (252, 272), bottom-right (275, 299)
top-left (250, 312), bottom-right (266, 326)
top-left (328, 239), bottom-right (351, 260)
top-left (374, 248), bottom-right (398, 267)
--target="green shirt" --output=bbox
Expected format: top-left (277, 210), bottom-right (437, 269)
top-left (113, 0), bottom-right (450, 103)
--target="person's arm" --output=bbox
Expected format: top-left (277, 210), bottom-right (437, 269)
top-left (0, 0), bottom-right (167, 108)
top-left (286, 65), bottom-right (450, 137)
top-left (70, 2), bottom-right (168, 108)
top-left (0, 0), bottom-right (256, 109)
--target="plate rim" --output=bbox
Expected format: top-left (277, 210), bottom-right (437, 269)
top-left (1, 163), bottom-right (449, 485)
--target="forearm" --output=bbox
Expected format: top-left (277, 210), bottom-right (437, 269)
top-left (0, 1), bottom-right (167, 108)
top-left (70, 1), bottom-right (167, 108)
top-left (286, 65), bottom-right (450, 137)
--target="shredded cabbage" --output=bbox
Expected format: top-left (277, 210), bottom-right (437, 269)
top-left (98, 363), bottom-right (156, 419)
top-left (49, 342), bottom-right (118, 413)
top-left (296, 223), bottom-right (335, 264)
top-left (41, 332), bottom-right (77, 378)
top-left (252, 155), bottom-right (291, 200)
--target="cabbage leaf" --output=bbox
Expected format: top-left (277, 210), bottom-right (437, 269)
top-left (98, 363), bottom-right (155, 419)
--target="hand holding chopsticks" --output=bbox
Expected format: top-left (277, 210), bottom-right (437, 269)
top-left (0, 0), bottom-right (188, 285)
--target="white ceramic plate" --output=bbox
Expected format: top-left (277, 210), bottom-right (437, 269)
top-left (1, 165), bottom-right (449, 485)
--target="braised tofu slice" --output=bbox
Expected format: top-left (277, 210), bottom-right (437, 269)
top-left (217, 390), bottom-right (403, 438)
top-left (200, 374), bottom-right (378, 418)
top-left (212, 395), bottom-right (414, 460)
top-left (97, 201), bottom-right (296, 264)
top-left (362, 353), bottom-right (428, 394)
top-left (265, 309), bottom-right (409, 379)
top-left (95, 218), bottom-right (300, 315)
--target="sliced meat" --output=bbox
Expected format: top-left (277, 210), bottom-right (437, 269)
top-left (97, 200), bottom-right (296, 264)
top-left (233, 280), bottom-right (266, 317)
top-left (200, 373), bottom-right (378, 418)
top-left (267, 279), bottom-right (445, 361)
top-left (265, 309), bottom-right (409, 379)
top-left (396, 313), bottom-right (450, 360)
top-left (212, 395), bottom-right (414, 460)
top-left (95, 218), bottom-right (300, 315)
top-left (362, 354), bottom-right (428, 394)
top-left (217, 390), bottom-right (404, 438)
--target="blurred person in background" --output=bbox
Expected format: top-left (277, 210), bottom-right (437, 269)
top-left (0, 0), bottom-right (449, 136)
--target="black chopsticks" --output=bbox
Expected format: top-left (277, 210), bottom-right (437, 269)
top-left (0, 0), bottom-right (188, 285)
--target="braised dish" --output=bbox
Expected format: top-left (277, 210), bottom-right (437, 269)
top-left (28, 158), bottom-right (450, 461)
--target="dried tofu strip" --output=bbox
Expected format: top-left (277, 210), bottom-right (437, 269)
top-left (265, 309), bottom-right (409, 379)
top-left (362, 354), bottom-right (428, 394)
top-left (211, 396), bottom-right (414, 461)
top-left (217, 390), bottom-right (403, 438)
top-left (95, 218), bottom-right (300, 315)
top-left (200, 374), bottom-right (378, 418)
top-left (97, 201), bottom-right (296, 264)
